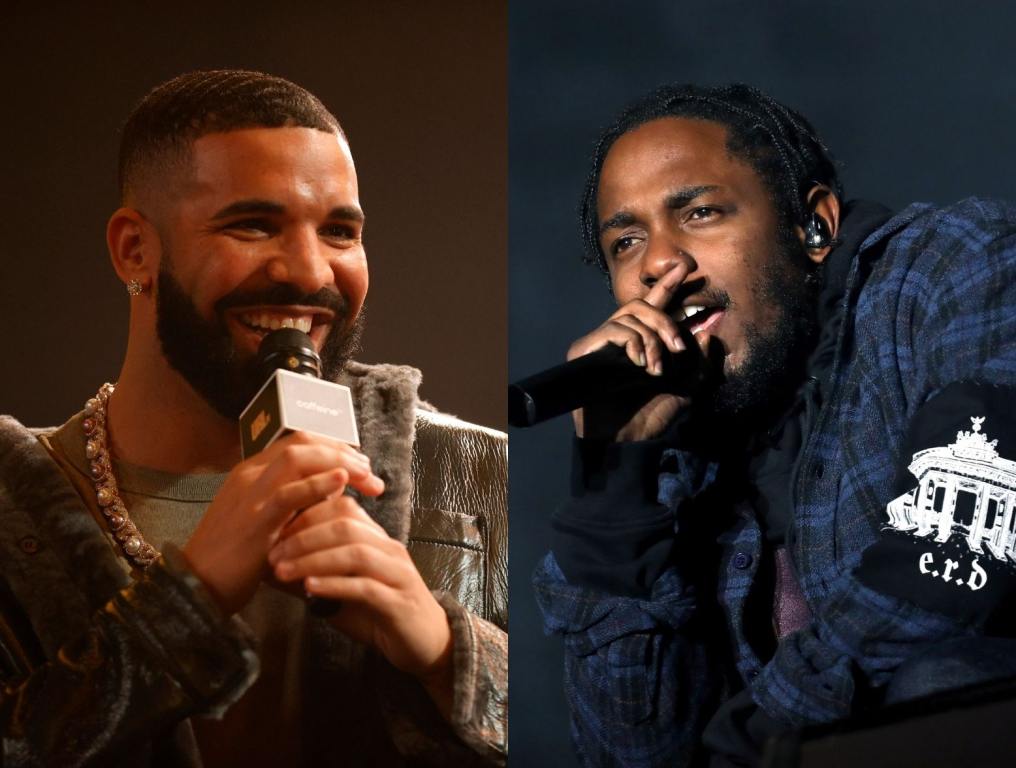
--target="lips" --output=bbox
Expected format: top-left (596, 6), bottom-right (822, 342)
top-left (673, 304), bottom-right (725, 336)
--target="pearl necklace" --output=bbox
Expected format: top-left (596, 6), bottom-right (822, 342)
top-left (82, 383), bottom-right (160, 570)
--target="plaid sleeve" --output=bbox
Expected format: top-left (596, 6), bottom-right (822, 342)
top-left (533, 553), bottom-right (717, 767)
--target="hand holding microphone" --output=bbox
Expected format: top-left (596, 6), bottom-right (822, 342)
top-left (510, 262), bottom-right (719, 442)
top-left (181, 329), bottom-right (382, 616)
top-left (251, 332), bottom-right (455, 698)
top-left (180, 429), bottom-right (382, 617)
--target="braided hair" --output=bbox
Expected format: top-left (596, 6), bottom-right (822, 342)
top-left (579, 83), bottom-right (842, 273)
top-left (119, 69), bottom-right (343, 203)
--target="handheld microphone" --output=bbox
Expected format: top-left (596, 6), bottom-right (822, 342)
top-left (239, 328), bottom-right (358, 616)
top-left (508, 343), bottom-right (705, 428)
top-left (239, 329), bottom-right (359, 458)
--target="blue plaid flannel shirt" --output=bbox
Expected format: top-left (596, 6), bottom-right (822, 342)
top-left (533, 199), bottom-right (1016, 766)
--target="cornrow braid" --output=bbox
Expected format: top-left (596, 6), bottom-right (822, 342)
top-left (119, 69), bottom-right (343, 202)
top-left (579, 83), bottom-right (842, 274)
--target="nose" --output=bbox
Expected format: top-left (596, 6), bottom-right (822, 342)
top-left (638, 232), bottom-right (697, 289)
top-left (265, 227), bottom-right (334, 294)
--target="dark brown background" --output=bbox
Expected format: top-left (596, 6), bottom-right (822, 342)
top-left (0, 2), bottom-right (506, 430)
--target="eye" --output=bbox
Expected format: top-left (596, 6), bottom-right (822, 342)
top-left (320, 223), bottom-right (361, 244)
top-left (687, 206), bottom-right (719, 221)
top-left (609, 234), bottom-right (642, 257)
top-left (223, 218), bottom-right (275, 237)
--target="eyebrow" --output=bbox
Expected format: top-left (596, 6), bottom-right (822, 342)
top-left (598, 184), bottom-right (722, 236)
top-left (327, 205), bottom-right (365, 223)
top-left (664, 184), bottom-right (720, 210)
top-left (210, 199), bottom-right (285, 221)
top-left (209, 199), bottom-right (366, 223)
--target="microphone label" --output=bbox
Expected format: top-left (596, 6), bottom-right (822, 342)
top-left (240, 369), bottom-right (359, 459)
top-left (250, 410), bottom-right (272, 442)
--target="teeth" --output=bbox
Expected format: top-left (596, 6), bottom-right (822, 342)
top-left (674, 305), bottom-right (707, 324)
top-left (239, 312), bottom-right (317, 334)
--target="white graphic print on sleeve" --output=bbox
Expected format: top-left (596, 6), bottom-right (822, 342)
top-left (885, 417), bottom-right (1016, 591)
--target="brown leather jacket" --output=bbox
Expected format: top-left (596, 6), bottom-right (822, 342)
top-left (0, 362), bottom-right (507, 766)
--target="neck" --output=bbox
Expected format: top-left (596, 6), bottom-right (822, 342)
top-left (105, 346), bottom-right (240, 474)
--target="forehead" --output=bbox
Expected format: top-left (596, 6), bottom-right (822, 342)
top-left (183, 126), bottom-right (358, 205)
top-left (597, 117), bottom-right (760, 214)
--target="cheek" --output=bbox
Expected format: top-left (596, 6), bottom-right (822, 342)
top-left (608, 263), bottom-right (642, 304)
top-left (191, 266), bottom-right (252, 315)
top-left (333, 252), bottom-right (369, 312)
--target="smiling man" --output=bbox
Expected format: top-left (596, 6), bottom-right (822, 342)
top-left (533, 84), bottom-right (1016, 766)
top-left (0, 70), bottom-right (506, 767)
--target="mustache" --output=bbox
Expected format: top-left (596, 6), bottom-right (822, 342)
top-left (213, 284), bottom-right (349, 318)
top-left (664, 279), bottom-right (732, 314)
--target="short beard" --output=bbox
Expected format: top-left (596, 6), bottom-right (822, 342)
top-left (703, 237), bottom-right (822, 430)
top-left (156, 265), bottom-right (364, 419)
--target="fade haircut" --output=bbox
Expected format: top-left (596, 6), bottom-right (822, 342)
top-left (118, 69), bottom-right (344, 204)
top-left (580, 83), bottom-right (842, 274)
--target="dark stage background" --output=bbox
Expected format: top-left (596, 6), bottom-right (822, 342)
top-left (1, 2), bottom-right (506, 431)
top-left (509, 1), bottom-right (1016, 763)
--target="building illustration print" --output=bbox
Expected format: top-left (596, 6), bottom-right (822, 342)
top-left (886, 418), bottom-right (1016, 575)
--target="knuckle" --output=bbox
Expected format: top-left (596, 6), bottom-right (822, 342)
top-left (280, 445), bottom-right (303, 467)
top-left (326, 517), bottom-right (350, 539)
top-left (347, 543), bottom-right (373, 568)
top-left (337, 496), bottom-right (362, 514)
top-left (610, 323), bottom-right (638, 340)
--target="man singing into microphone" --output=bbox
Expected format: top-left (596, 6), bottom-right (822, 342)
top-left (0, 70), bottom-right (505, 766)
top-left (532, 83), bottom-right (1016, 765)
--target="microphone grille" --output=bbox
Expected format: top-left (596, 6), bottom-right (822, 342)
top-left (256, 328), bottom-right (322, 379)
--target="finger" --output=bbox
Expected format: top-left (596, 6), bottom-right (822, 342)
top-left (610, 315), bottom-right (667, 375)
top-left (255, 433), bottom-right (379, 494)
top-left (303, 575), bottom-right (395, 606)
top-left (643, 261), bottom-right (690, 310)
top-left (262, 467), bottom-right (351, 524)
top-left (280, 493), bottom-right (385, 537)
top-left (611, 299), bottom-right (683, 354)
top-left (611, 313), bottom-right (685, 374)
top-left (275, 541), bottom-right (409, 587)
top-left (251, 430), bottom-right (370, 469)
top-left (344, 466), bottom-right (386, 499)
top-left (570, 321), bottom-right (648, 367)
top-left (271, 506), bottom-right (391, 565)
top-left (252, 442), bottom-right (382, 501)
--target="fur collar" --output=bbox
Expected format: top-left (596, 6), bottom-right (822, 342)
top-left (337, 360), bottom-right (421, 544)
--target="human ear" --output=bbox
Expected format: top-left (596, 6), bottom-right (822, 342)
top-left (106, 207), bottom-right (159, 296)
top-left (795, 184), bottom-right (842, 265)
